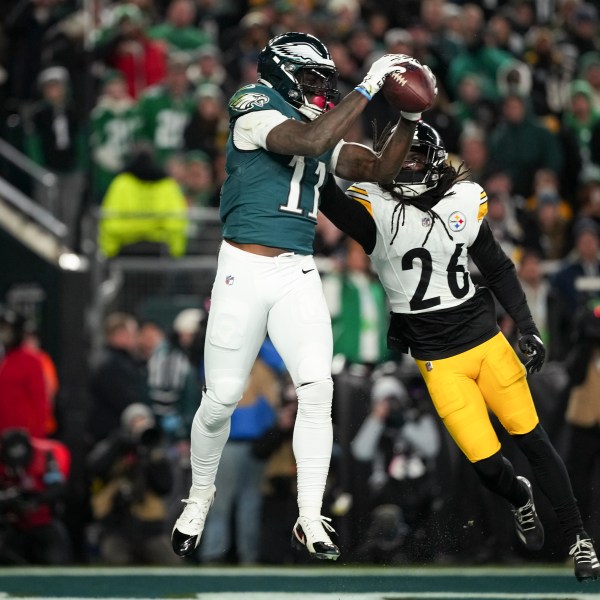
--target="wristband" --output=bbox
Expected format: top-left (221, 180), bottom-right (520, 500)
top-left (354, 86), bottom-right (372, 101)
top-left (400, 111), bottom-right (422, 121)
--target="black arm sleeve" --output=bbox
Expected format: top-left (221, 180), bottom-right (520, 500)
top-left (469, 220), bottom-right (539, 335)
top-left (319, 175), bottom-right (377, 254)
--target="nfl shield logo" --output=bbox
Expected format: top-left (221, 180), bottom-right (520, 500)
top-left (425, 361), bottom-right (433, 372)
top-left (422, 217), bottom-right (432, 228)
top-left (225, 275), bottom-right (235, 286)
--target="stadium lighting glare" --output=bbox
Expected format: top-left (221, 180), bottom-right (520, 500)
top-left (58, 252), bottom-right (86, 271)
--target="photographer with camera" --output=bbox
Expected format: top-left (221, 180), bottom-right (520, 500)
top-left (548, 217), bottom-right (600, 541)
top-left (86, 403), bottom-right (179, 565)
top-left (350, 374), bottom-right (442, 564)
top-left (0, 428), bottom-right (71, 565)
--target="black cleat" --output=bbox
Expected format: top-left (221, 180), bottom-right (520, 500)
top-left (171, 486), bottom-right (215, 557)
top-left (512, 476), bottom-right (545, 551)
top-left (291, 515), bottom-right (340, 561)
top-left (570, 535), bottom-right (600, 582)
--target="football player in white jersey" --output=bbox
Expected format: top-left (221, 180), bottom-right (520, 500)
top-left (171, 32), bottom-right (438, 562)
top-left (320, 121), bottom-right (599, 582)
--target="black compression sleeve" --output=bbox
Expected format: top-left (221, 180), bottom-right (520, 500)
top-left (469, 220), bottom-right (539, 335)
top-left (319, 175), bottom-right (377, 254)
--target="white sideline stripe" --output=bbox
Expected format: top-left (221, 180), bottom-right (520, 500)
top-left (1, 595), bottom-right (598, 600)
top-left (194, 595), bottom-right (600, 600)
top-left (0, 566), bottom-right (577, 577)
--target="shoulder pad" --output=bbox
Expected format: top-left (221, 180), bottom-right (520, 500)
top-left (451, 181), bottom-right (488, 221)
top-left (228, 84), bottom-right (278, 115)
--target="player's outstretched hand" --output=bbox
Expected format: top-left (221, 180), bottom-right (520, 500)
top-left (518, 333), bottom-right (546, 375)
top-left (356, 54), bottom-right (422, 101)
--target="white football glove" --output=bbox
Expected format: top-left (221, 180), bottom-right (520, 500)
top-left (356, 54), bottom-right (423, 101)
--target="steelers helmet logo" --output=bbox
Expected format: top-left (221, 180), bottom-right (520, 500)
top-left (448, 211), bottom-right (466, 232)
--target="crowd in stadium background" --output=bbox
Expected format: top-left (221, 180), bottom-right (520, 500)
top-left (0, 0), bottom-right (599, 568)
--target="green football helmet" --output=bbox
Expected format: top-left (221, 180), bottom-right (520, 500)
top-left (257, 32), bottom-right (339, 119)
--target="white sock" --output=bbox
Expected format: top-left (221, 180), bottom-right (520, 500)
top-left (293, 379), bottom-right (333, 518)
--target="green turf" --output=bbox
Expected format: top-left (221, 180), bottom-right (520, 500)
top-left (0, 566), bottom-right (599, 599)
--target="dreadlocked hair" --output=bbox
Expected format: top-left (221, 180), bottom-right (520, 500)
top-left (371, 121), bottom-right (472, 247)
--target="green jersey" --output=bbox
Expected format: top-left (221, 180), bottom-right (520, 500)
top-left (90, 98), bottom-right (137, 201)
top-left (135, 85), bottom-right (194, 165)
top-left (220, 84), bottom-right (336, 255)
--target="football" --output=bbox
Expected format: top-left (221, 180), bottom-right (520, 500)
top-left (381, 61), bottom-right (436, 113)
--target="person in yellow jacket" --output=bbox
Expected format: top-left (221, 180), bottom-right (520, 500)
top-left (99, 145), bottom-right (189, 257)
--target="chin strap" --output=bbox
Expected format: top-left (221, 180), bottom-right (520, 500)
top-left (299, 95), bottom-right (335, 120)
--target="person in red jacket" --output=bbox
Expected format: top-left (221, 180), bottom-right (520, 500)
top-left (0, 428), bottom-right (72, 564)
top-left (95, 5), bottom-right (167, 100)
top-left (0, 310), bottom-right (51, 439)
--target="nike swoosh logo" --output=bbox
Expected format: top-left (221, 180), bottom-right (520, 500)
top-left (302, 268), bottom-right (315, 274)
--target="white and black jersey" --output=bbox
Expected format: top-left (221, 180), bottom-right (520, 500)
top-left (320, 176), bottom-right (538, 360)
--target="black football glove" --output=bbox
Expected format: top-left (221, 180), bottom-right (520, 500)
top-left (518, 333), bottom-right (545, 375)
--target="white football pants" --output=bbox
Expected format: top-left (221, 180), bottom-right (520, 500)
top-left (190, 241), bottom-right (334, 516)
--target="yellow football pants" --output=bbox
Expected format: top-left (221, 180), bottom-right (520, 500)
top-left (415, 332), bottom-right (539, 463)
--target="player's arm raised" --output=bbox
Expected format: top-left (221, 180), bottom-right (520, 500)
top-left (265, 55), bottom-right (418, 157)
top-left (334, 117), bottom-right (418, 183)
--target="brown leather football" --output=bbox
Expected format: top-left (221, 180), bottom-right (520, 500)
top-left (381, 61), bottom-right (436, 112)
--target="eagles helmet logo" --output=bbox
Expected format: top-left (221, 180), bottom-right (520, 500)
top-left (230, 92), bottom-right (270, 112)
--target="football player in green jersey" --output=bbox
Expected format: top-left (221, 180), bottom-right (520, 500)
top-left (319, 121), bottom-right (599, 581)
top-left (171, 31), bottom-right (437, 561)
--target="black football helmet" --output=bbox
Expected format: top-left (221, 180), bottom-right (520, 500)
top-left (257, 32), bottom-right (339, 119)
top-left (392, 121), bottom-right (448, 198)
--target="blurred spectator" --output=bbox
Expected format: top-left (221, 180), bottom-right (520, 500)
top-left (429, 3), bottom-right (464, 79)
top-left (149, 0), bottom-right (211, 59)
top-left (89, 70), bottom-right (137, 203)
top-left (458, 128), bottom-right (489, 185)
top-left (563, 3), bottom-right (599, 57)
top-left (520, 168), bottom-right (572, 260)
top-left (186, 44), bottom-right (237, 100)
top-left (523, 26), bottom-right (572, 117)
top-left (221, 9), bottom-right (272, 84)
top-left (496, 60), bottom-right (533, 99)
top-left (138, 320), bottom-right (198, 445)
top-left (171, 307), bottom-right (206, 373)
top-left (548, 217), bottom-right (600, 361)
top-left (252, 376), bottom-right (298, 565)
top-left (562, 80), bottom-right (600, 168)
top-left (3, 0), bottom-right (70, 103)
top-left (447, 3), bottom-right (515, 102)
top-left (563, 281), bottom-right (600, 540)
top-left (487, 93), bottom-right (564, 197)
top-left (0, 428), bottom-right (71, 565)
top-left (24, 66), bottom-right (85, 249)
top-left (481, 172), bottom-right (525, 263)
top-left (22, 325), bottom-right (59, 437)
top-left (86, 403), bottom-right (179, 565)
top-left (0, 310), bottom-right (51, 439)
top-left (183, 83), bottom-right (228, 160)
top-left (450, 74), bottom-right (498, 133)
top-left (578, 51), bottom-right (600, 110)
top-left (181, 151), bottom-right (217, 208)
top-left (134, 54), bottom-right (194, 166)
top-left (94, 3), bottom-right (167, 100)
top-left (138, 318), bottom-right (198, 523)
top-left (199, 340), bottom-right (283, 565)
top-left (517, 249), bottom-right (551, 345)
top-left (322, 239), bottom-right (390, 371)
top-left (577, 166), bottom-right (600, 221)
top-left (88, 313), bottom-right (144, 444)
top-left (486, 11), bottom-right (524, 58)
top-left (98, 144), bottom-right (189, 258)
top-left (350, 375), bottom-right (441, 564)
